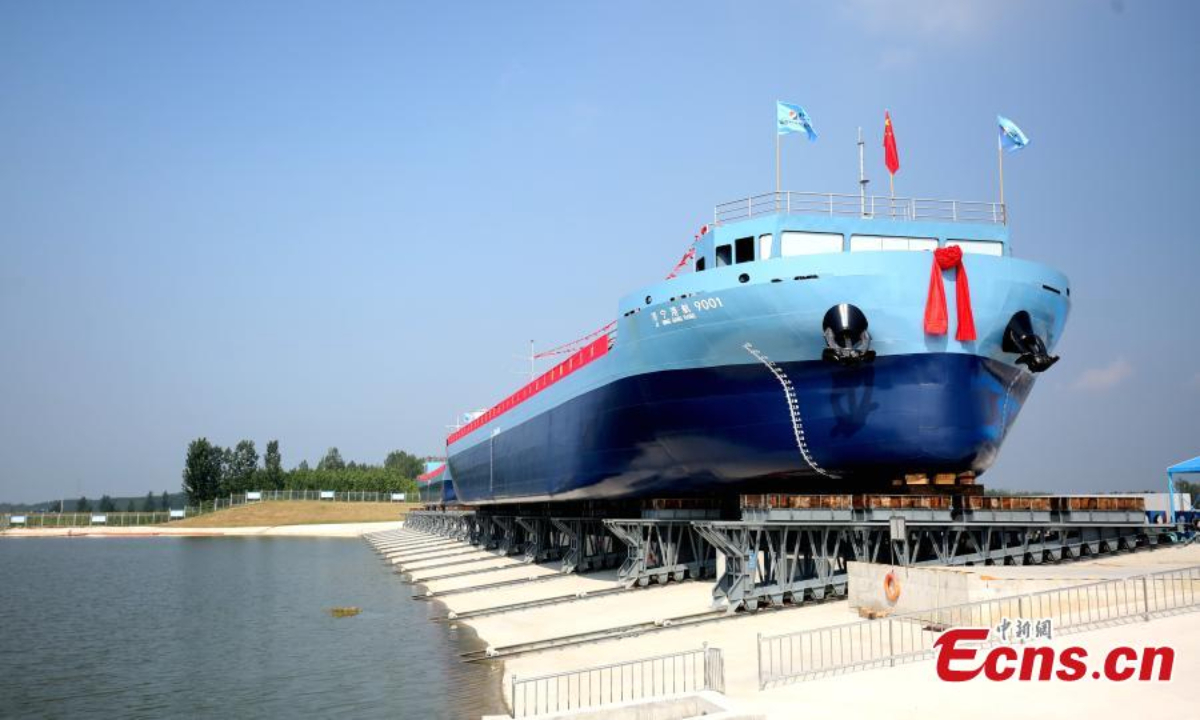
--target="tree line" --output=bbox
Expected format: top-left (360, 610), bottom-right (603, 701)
top-left (181, 438), bottom-right (426, 503)
top-left (69, 491), bottom-right (173, 513)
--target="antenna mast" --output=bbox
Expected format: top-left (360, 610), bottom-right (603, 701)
top-left (513, 340), bottom-right (536, 380)
top-left (857, 127), bottom-right (869, 216)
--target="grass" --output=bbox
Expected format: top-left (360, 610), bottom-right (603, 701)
top-left (168, 501), bottom-right (415, 528)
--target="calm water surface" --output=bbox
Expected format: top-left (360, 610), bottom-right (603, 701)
top-left (0, 537), bottom-right (503, 719)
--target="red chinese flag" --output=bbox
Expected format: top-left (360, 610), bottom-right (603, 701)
top-left (883, 111), bottom-right (900, 175)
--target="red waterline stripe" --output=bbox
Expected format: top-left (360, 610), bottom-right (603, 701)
top-left (446, 334), bottom-right (611, 446)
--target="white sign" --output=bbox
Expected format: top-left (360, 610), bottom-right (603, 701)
top-left (91, 515), bottom-right (107, 524)
top-left (320, 491), bottom-right (335, 500)
top-left (169, 509), bottom-right (185, 519)
top-left (11, 515), bottom-right (27, 524)
top-left (246, 491), bottom-right (262, 501)
top-left (391, 493), bottom-right (406, 502)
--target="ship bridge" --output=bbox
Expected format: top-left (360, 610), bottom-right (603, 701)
top-left (695, 191), bottom-right (1010, 273)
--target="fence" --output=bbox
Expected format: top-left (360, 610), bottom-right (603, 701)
top-left (713, 191), bottom-right (1007, 226)
top-left (206, 489), bottom-right (410, 507)
top-left (510, 645), bottom-right (724, 718)
top-left (0, 512), bottom-right (173, 529)
top-left (2, 490), bottom-right (413, 530)
top-left (757, 564), bottom-right (1200, 688)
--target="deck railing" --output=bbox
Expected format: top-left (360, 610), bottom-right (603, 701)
top-left (757, 563), bottom-right (1200, 688)
top-left (714, 192), bottom-right (1006, 226)
top-left (510, 645), bottom-right (724, 718)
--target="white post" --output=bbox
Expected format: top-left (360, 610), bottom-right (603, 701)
top-left (997, 132), bottom-right (1006, 207)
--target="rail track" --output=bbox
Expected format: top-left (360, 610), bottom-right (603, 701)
top-left (459, 604), bottom-right (802, 662)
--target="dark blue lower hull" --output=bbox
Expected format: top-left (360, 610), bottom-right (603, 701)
top-left (447, 353), bottom-right (1033, 504)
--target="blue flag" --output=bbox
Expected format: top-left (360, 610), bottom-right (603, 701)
top-left (778, 101), bottom-right (817, 141)
top-left (997, 115), bottom-right (1029, 152)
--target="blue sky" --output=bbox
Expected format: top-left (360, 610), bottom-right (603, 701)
top-left (1, 0), bottom-right (1197, 503)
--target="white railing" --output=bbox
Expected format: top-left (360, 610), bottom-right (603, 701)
top-left (510, 645), bottom-right (724, 718)
top-left (1, 491), bottom-right (414, 530)
top-left (714, 191), bottom-right (1006, 226)
top-left (757, 563), bottom-right (1200, 688)
top-left (1, 512), bottom-right (174, 529)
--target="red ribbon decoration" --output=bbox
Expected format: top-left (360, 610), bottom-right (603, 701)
top-left (924, 246), bottom-right (977, 341)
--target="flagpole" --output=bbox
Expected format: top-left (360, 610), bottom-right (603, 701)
top-left (775, 130), bottom-right (781, 197)
top-left (997, 132), bottom-right (1005, 207)
top-left (857, 127), bottom-right (867, 217)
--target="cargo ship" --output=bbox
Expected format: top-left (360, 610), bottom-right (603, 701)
top-left (416, 460), bottom-right (456, 505)
top-left (445, 191), bottom-right (1068, 504)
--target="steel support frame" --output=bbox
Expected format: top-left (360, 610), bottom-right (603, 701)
top-left (405, 511), bottom-right (623, 574)
top-left (405, 510), bottom-right (477, 541)
top-left (550, 517), bottom-right (623, 574)
top-left (515, 516), bottom-right (567, 564)
top-left (492, 516), bottom-right (525, 556)
top-left (605, 519), bottom-right (717, 588)
top-left (693, 520), bottom-right (1168, 612)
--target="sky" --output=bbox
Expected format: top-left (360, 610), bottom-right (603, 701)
top-left (1, 0), bottom-right (1198, 503)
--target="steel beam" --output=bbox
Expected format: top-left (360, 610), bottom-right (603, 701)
top-left (693, 519), bottom-right (1174, 612)
top-left (605, 519), bottom-right (717, 588)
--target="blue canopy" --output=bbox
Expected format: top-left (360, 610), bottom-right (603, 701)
top-left (1168, 456), bottom-right (1200, 475)
top-left (1167, 455), bottom-right (1200, 522)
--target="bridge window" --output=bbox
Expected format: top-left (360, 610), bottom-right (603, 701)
top-left (735, 236), bottom-right (754, 264)
top-left (850, 235), bottom-right (937, 252)
top-left (695, 256), bottom-right (706, 272)
top-left (759, 234), bottom-right (773, 260)
top-left (715, 244), bottom-right (732, 267)
top-left (947, 239), bottom-right (1004, 257)
top-left (780, 231), bottom-right (843, 256)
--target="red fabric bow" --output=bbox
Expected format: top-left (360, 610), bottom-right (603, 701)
top-left (924, 246), bottom-right (977, 342)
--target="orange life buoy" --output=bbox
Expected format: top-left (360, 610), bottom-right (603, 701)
top-left (883, 570), bottom-right (902, 603)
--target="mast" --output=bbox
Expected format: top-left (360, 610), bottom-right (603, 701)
top-left (857, 127), bottom-right (869, 216)
top-left (997, 132), bottom-right (1006, 207)
top-left (512, 339), bottom-right (536, 380)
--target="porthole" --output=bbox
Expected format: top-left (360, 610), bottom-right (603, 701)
top-left (645, 295), bottom-right (652, 305)
top-left (738, 273), bottom-right (750, 284)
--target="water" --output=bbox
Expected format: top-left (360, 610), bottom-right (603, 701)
top-left (0, 537), bottom-right (504, 719)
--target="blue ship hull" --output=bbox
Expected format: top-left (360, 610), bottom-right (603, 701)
top-left (445, 201), bottom-right (1070, 504)
top-left (448, 353), bottom-right (1032, 502)
top-left (417, 463), bottom-right (457, 505)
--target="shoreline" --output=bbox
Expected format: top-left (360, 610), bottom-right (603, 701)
top-left (0, 521), bottom-right (404, 539)
top-left (376, 530), bottom-right (1200, 719)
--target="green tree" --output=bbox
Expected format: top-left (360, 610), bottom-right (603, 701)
top-left (297, 459), bottom-right (310, 471)
top-left (317, 447), bottom-right (345, 471)
top-left (384, 450), bottom-right (424, 479)
top-left (77, 496), bottom-right (92, 513)
top-left (217, 446), bottom-right (234, 495)
top-left (221, 440), bottom-right (259, 494)
top-left (263, 440), bottom-right (283, 490)
top-left (182, 437), bottom-right (224, 503)
top-left (160, 490), bottom-right (170, 511)
top-left (143, 491), bottom-right (156, 512)
top-left (99, 495), bottom-right (115, 513)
